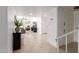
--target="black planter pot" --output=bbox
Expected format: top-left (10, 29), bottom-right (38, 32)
top-left (13, 33), bottom-right (21, 51)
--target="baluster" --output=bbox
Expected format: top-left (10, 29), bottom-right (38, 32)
top-left (66, 35), bottom-right (67, 53)
top-left (56, 39), bottom-right (59, 53)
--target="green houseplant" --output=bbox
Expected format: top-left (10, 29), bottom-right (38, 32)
top-left (14, 16), bottom-right (23, 33)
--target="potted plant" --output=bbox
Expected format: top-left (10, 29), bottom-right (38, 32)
top-left (13, 16), bottom-right (23, 50)
top-left (14, 16), bottom-right (23, 33)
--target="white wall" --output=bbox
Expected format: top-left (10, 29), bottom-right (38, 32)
top-left (41, 7), bottom-right (58, 47)
top-left (57, 7), bottom-right (65, 46)
top-left (0, 6), bottom-right (9, 52)
top-left (57, 7), bottom-right (64, 36)
top-left (8, 7), bottom-right (17, 52)
top-left (74, 11), bottom-right (79, 42)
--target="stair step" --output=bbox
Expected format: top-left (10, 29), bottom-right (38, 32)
top-left (59, 42), bottom-right (78, 53)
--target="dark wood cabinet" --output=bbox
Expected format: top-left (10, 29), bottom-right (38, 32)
top-left (13, 33), bottom-right (21, 50)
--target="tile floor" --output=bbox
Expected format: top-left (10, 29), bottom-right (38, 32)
top-left (13, 31), bottom-right (57, 53)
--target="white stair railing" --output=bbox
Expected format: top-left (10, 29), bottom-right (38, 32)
top-left (56, 29), bottom-right (78, 53)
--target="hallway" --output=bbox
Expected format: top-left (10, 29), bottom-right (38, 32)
top-left (13, 32), bottom-right (57, 53)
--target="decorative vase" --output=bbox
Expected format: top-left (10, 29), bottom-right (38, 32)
top-left (15, 27), bottom-right (20, 33)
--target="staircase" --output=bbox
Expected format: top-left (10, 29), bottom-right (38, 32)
top-left (59, 42), bottom-right (78, 53)
top-left (56, 29), bottom-right (79, 53)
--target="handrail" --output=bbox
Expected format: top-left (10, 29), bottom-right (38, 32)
top-left (56, 29), bottom-right (79, 53)
top-left (56, 29), bottom-right (78, 39)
